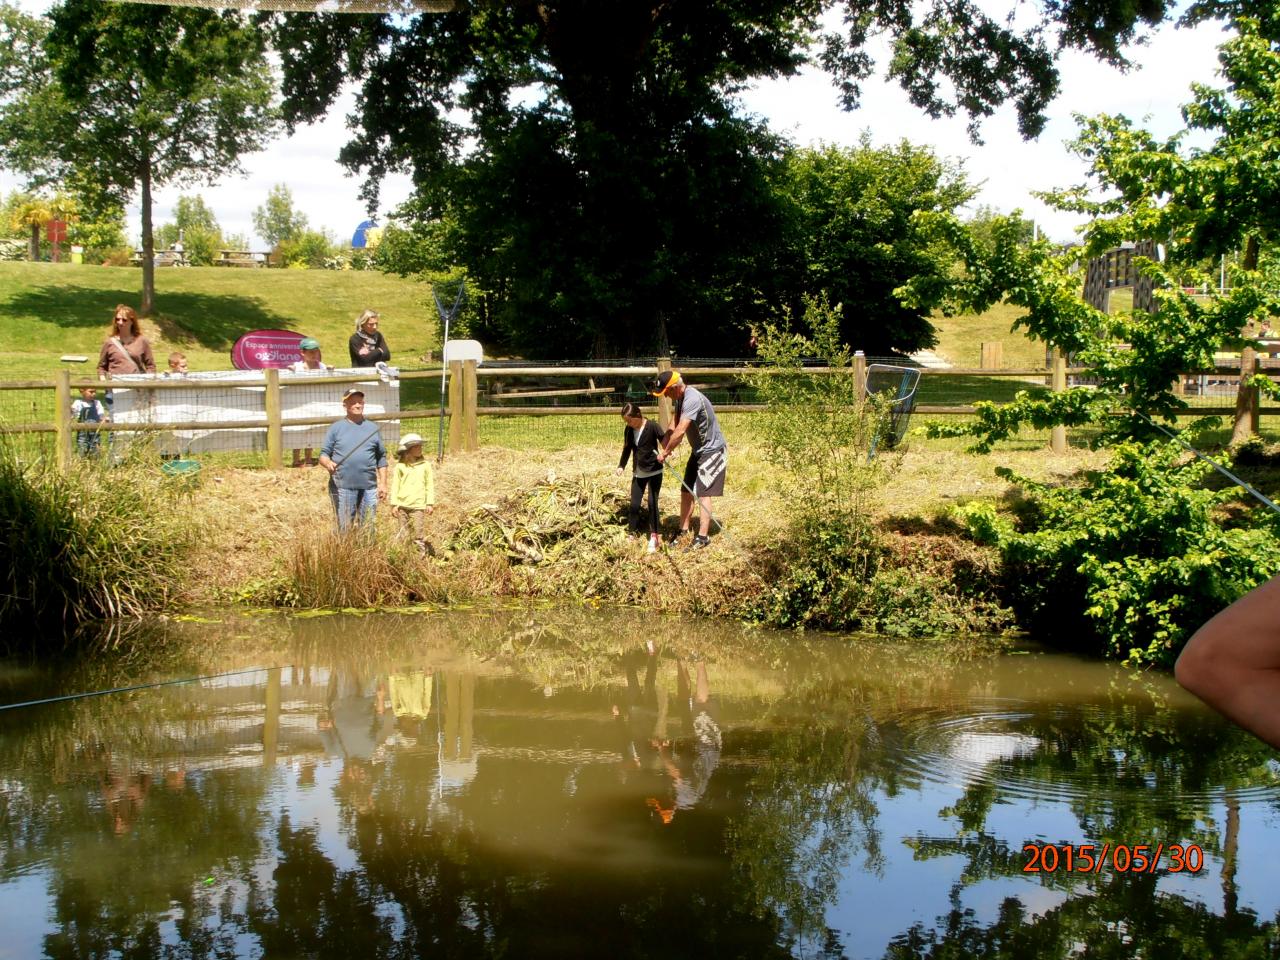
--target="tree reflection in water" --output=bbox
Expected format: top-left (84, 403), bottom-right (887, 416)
top-left (0, 609), bottom-right (1277, 958)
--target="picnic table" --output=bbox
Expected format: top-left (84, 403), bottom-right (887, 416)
top-left (216, 249), bottom-right (270, 268)
top-left (130, 249), bottom-right (189, 267)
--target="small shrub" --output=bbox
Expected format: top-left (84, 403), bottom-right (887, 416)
top-left (97, 246), bottom-right (134, 267)
top-left (282, 532), bottom-right (410, 608)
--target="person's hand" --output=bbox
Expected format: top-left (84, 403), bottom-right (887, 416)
top-left (426, 505), bottom-right (434, 514)
top-left (359, 344), bottom-right (371, 355)
top-left (657, 449), bottom-right (666, 464)
top-left (615, 466), bottom-right (624, 476)
top-left (323, 461), bottom-right (336, 476)
top-left (377, 484), bottom-right (388, 502)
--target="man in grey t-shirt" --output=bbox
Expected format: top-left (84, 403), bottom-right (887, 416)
top-left (319, 387), bottom-right (388, 531)
top-left (652, 369), bottom-right (727, 549)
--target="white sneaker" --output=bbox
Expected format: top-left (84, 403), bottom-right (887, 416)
top-left (647, 535), bottom-right (658, 553)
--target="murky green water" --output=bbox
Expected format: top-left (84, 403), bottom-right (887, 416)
top-left (1, 608), bottom-right (1278, 959)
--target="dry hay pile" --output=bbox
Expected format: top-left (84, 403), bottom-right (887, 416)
top-left (451, 473), bottom-right (628, 563)
top-left (445, 471), bottom-right (768, 615)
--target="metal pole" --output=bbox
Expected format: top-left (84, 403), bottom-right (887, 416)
top-left (433, 281), bottom-right (465, 462)
top-left (436, 310), bottom-right (452, 462)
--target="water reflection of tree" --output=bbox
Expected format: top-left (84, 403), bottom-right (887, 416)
top-left (883, 872), bottom-right (1280, 959)
top-left (7, 612), bottom-right (1280, 958)
top-left (909, 693), bottom-right (1279, 884)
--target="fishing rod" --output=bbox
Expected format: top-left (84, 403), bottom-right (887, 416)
top-left (0, 666), bottom-right (271, 713)
top-left (1139, 412), bottom-right (1280, 516)
top-left (658, 453), bottom-right (727, 538)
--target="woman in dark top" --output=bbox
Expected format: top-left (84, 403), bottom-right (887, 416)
top-left (348, 309), bottom-right (391, 367)
top-left (615, 402), bottom-right (664, 552)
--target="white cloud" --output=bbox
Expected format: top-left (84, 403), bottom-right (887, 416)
top-left (739, 19), bottom-right (1224, 243)
top-left (136, 87), bottom-right (416, 249)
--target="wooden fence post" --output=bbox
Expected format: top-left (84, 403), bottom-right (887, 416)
top-left (1251, 352), bottom-right (1262, 435)
top-left (853, 351), bottom-right (867, 402)
top-left (54, 368), bottom-right (73, 472)
top-left (1051, 347), bottom-right (1067, 454)
top-left (463, 359), bottom-right (479, 451)
top-left (656, 357), bottom-right (673, 431)
top-left (264, 368), bottom-right (283, 469)
top-left (448, 360), bottom-right (464, 453)
top-left (980, 341), bottom-right (1003, 369)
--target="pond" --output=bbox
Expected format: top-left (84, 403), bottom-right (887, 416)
top-left (1, 607), bottom-right (1278, 959)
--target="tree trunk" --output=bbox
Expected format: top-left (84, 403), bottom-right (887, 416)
top-left (140, 153), bottom-right (156, 316)
top-left (28, 223), bottom-right (39, 262)
top-left (1231, 236), bottom-right (1260, 444)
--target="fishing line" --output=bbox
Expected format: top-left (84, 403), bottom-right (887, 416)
top-left (0, 666), bottom-right (271, 713)
top-left (1139, 412), bottom-right (1280, 516)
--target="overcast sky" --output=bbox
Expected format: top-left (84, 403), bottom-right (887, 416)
top-left (1, 4), bottom-right (1227, 248)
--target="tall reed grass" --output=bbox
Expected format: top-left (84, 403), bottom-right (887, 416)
top-left (0, 442), bottom-right (191, 648)
top-left (266, 531), bottom-right (518, 609)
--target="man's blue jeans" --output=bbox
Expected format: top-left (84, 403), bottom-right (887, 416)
top-left (335, 486), bottom-right (378, 532)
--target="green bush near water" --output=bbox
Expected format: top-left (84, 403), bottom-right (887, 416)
top-left (956, 438), bottom-right (1280, 666)
top-left (0, 443), bottom-right (190, 646)
top-left (744, 295), bottom-right (1013, 636)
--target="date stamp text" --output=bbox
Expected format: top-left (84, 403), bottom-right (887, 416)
top-left (1023, 843), bottom-right (1205, 874)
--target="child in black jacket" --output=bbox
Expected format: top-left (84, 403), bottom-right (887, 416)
top-left (616, 402), bottom-right (664, 552)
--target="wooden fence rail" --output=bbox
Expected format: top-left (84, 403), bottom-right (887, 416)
top-left (1, 354), bottom-right (1272, 473)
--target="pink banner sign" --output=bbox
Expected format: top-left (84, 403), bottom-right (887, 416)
top-left (230, 330), bottom-right (307, 370)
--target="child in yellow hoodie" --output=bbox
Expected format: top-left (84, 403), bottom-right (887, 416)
top-left (389, 433), bottom-right (435, 554)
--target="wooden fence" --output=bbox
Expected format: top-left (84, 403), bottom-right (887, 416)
top-left (0, 352), bottom-right (1270, 472)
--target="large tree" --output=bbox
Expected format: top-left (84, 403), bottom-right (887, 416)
top-left (267, 0), bottom-right (1208, 358)
top-left (1, 0), bottom-right (279, 315)
top-left (776, 139), bottom-right (973, 354)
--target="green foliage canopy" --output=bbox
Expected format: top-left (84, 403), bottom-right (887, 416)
top-left (156, 194), bottom-right (222, 265)
top-left (776, 139), bottom-right (973, 354)
top-left (266, 0), bottom-right (1195, 358)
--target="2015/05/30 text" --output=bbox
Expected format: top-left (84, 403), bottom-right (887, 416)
top-left (1023, 843), bottom-right (1204, 874)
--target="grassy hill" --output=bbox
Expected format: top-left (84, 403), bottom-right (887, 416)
top-left (0, 262), bottom-right (439, 380)
top-left (930, 301), bottom-right (1045, 368)
top-left (0, 259), bottom-right (1050, 380)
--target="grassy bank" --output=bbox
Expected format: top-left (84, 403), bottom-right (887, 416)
top-left (176, 430), bottom-right (1110, 624)
top-left (0, 261), bottom-right (438, 380)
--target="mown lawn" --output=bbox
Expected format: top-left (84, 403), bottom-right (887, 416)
top-left (0, 261), bottom-right (439, 380)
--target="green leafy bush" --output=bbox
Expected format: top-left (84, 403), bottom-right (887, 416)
top-left (956, 440), bottom-right (1280, 665)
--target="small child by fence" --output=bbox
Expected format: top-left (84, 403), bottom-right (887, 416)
top-left (71, 386), bottom-right (108, 458)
